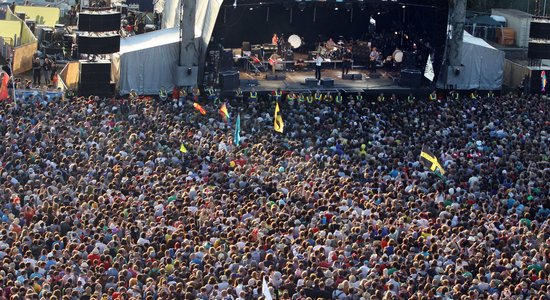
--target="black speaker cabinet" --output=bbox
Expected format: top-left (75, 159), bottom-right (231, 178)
top-left (399, 69), bottom-right (422, 88)
top-left (528, 42), bottom-right (550, 59)
top-left (219, 71), bottom-right (239, 90)
top-left (220, 49), bottom-right (234, 71)
top-left (79, 61), bottom-right (112, 96)
top-left (78, 12), bottom-right (122, 32)
top-left (529, 21), bottom-right (550, 39)
top-left (321, 78), bottom-right (334, 87)
top-left (77, 35), bottom-right (120, 54)
top-left (305, 78), bottom-right (318, 87)
top-left (402, 51), bottom-right (416, 70)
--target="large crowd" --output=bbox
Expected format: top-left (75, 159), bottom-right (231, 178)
top-left (0, 89), bottom-right (548, 300)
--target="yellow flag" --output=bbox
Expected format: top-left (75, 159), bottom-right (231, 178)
top-left (274, 102), bottom-right (284, 133)
top-left (180, 143), bottom-right (188, 153)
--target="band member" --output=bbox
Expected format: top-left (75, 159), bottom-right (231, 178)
top-left (315, 54), bottom-right (323, 82)
top-left (325, 38), bottom-right (337, 50)
top-left (342, 49), bottom-right (352, 77)
top-left (272, 33), bottom-right (278, 45)
top-left (269, 54), bottom-right (279, 74)
top-left (369, 47), bottom-right (379, 73)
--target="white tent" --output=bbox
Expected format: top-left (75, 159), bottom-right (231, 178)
top-left (439, 31), bottom-right (505, 90)
top-left (112, 27), bottom-right (180, 95)
top-left (112, 0), bottom-right (223, 95)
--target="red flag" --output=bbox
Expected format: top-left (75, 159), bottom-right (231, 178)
top-left (0, 73), bottom-right (9, 101)
top-left (193, 102), bottom-right (206, 115)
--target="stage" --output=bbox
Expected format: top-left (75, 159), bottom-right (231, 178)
top-left (231, 67), bottom-right (431, 97)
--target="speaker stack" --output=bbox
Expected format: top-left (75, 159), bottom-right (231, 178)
top-left (77, 9), bottom-right (121, 96)
top-left (527, 18), bottom-right (550, 93)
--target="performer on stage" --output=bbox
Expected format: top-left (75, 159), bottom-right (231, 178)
top-left (272, 33), bottom-right (278, 46)
top-left (325, 38), bottom-right (337, 50)
top-left (369, 46), bottom-right (379, 74)
top-left (342, 48), bottom-right (352, 77)
top-left (314, 54), bottom-right (323, 82)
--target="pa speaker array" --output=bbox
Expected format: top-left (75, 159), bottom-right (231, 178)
top-left (528, 19), bottom-right (550, 60)
top-left (77, 35), bottom-right (120, 55)
top-left (79, 61), bottom-right (112, 96)
top-left (78, 12), bottom-right (121, 32)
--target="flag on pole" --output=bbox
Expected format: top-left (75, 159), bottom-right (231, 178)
top-left (274, 101), bottom-right (284, 133)
top-left (234, 113), bottom-right (241, 146)
top-left (262, 277), bottom-right (274, 300)
top-left (0, 72), bottom-right (9, 101)
top-left (219, 103), bottom-right (230, 122)
top-left (419, 146), bottom-right (445, 175)
top-left (193, 102), bottom-right (206, 115)
top-left (424, 54), bottom-right (435, 82)
top-left (179, 143), bottom-right (188, 153)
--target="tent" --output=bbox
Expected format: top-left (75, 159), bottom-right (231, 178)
top-left (112, 0), bottom-right (222, 95)
top-left (465, 15), bottom-right (503, 40)
top-left (112, 27), bottom-right (180, 95)
top-left (438, 31), bottom-right (505, 90)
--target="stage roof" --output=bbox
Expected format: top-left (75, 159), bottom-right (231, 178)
top-left (119, 27), bottom-right (180, 54)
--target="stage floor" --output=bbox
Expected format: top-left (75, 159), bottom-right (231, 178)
top-left (238, 68), bottom-right (409, 93)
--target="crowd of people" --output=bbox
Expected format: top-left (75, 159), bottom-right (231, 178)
top-left (0, 88), bottom-right (548, 300)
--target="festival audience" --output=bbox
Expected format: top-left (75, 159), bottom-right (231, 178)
top-left (0, 90), bottom-right (548, 300)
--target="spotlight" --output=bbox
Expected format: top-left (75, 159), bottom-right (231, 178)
top-left (232, 0), bottom-right (236, 8)
top-left (298, 2), bottom-right (305, 12)
top-left (345, 3), bottom-right (352, 12)
top-left (249, 7), bottom-right (253, 10)
top-left (377, 12), bottom-right (381, 15)
top-left (335, 6), bottom-right (338, 11)
top-left (402, 5), bottom-right (406, 8)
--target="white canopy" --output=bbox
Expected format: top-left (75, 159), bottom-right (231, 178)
top-left (112, 27), bottom-right (180, 95)
top-left (438, 31), bottom-right (505, 90)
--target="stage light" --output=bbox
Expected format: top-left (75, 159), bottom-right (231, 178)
top-left (298, 2), bottom-right (305, 11)
top-left (359, 2), bottom-right (365, 10)
top-left (335, 7), bottom-right (339, 11)
top-left (249, 7), bottom-right (253, 10)
top-left (402, 5), bottom-right (406, 8)
top-left (345, 3), bottom-right (352, 12)
top-left (232, 0), bottom-right (236, 8)
top-left (377, 12), bottom-right (381, 15)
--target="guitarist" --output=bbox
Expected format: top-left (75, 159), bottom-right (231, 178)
top-left (369, 46), bottom-right (379, 74)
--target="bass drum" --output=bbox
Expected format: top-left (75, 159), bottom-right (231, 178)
top-left (288, 34), bottom-right (302, 49)
top-left (393, 50), bottom-right (403, 63)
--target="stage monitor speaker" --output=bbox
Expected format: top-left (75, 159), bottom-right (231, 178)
top-left (321, 78), bottom-right (334, 87)
top-left (242, 41), bottom-right (251, 52)
top-left (219, 71), bottom-right (239, 90)
top-left (77, 35), bottom-right (120, 54)
top-left (78, 12), bottom-right (121, 32)
top-left (79, 61), bottom-right (112, 96)
top-left (220, 49), bottom-right (234, 71)
top-left (305, 78), bottom-right (318, 87)
top-left (529, 21), bottom-right (550, 39)
top-left (399, 69), bottom-right (422, 88)
top-left (342, 74), bottom-right (354, 80)
top-left (528, 42), bottom-right (550, 59)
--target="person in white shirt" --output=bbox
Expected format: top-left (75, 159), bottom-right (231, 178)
top-left (315, 54), bottom-right (323, 82)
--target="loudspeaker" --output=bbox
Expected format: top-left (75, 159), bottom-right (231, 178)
top-left (41, 28), bottom-right (53, 42)
top-left (529, 21), bottom-right (550, 39)
top-left (369, 73), bottom-right (380, 79)
top-left (342, 74), bottom-right (354, 80)
top-left (77, 35), bottom-right (120, 54)
top-left (321, 78), bottom-right (334, 87)
top-left (402, 51), bottom-right (416, 69)
top-left (305, 78), bottom-right (318, 87)
top-left (220, 49), bottom-right (234, 71)
top-left (242, 41), bottom-right (251, 52)
top-left (266, 74), bottom-right (278, 80)
top-left (79, 61), bottom-right (111, 96)
top-left (353, 73), bottom-right (363, 80)
top-left (399, 69), bottom-right (422, 88)
top-left (78, 12), bottom-right (121, 32)
top-left (219, 71), bottom-right (239, 90)
top-left (528, 42), bottom-right (550, 59)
